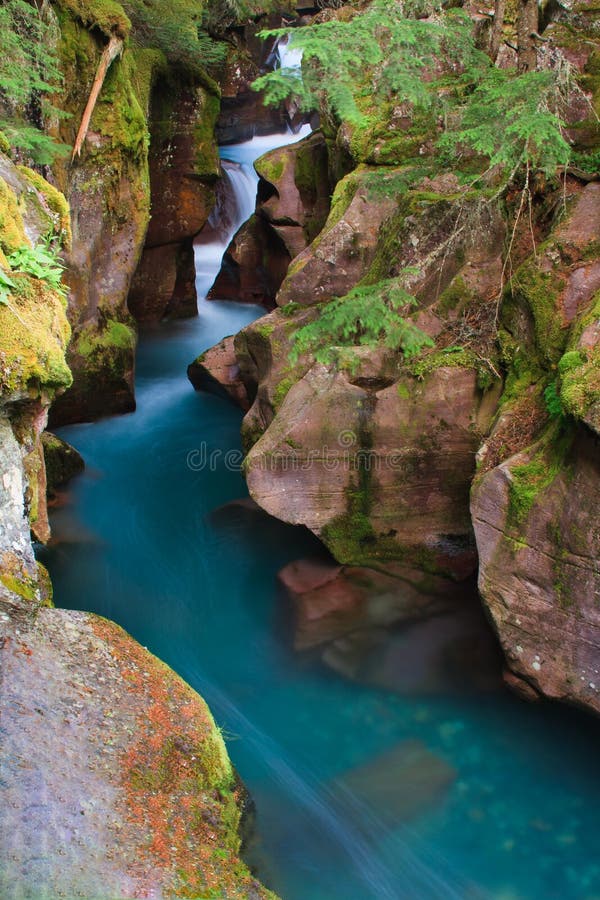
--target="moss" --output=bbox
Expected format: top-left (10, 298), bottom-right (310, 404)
top-left (407, 345), bottom-right (494, 390)
top-left (251, 322), bottom-right (275, 340)
top-left (437, 275), bottom-right (473, 315)
top-left (54, 0), bottom-right (131, 38)
top-left (16, 166), bottom-right (72, 249)
top-left (76, 318), bottom-right (136, 361)
top-left (0, 177), bottom-right (29, 254)
top-left (505, 256), bottom-right (567, 366)
top-left (272, 375), bottom-right (295, 410)
top-left (256, 151), bottom-right (286, 186)
top-left (507, 423), bottom-right (574, 527)
top-left (36, 561), bottom-right (54, 608)
top-left (0, 274), bottom-right (72, 399)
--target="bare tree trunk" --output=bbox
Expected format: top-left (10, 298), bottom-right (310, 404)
top-left (71, 34), bottom-right (123, 161)
top-left (517, 0), bottom-right (538, 72)
top-left (490, 0), bottom-right (507, 62)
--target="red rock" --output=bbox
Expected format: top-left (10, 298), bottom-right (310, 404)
top-left (188, 336), bottom-right (250, 411)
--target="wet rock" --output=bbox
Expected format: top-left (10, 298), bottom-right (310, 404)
top-left (276, 168), bottom-right (398, 308)
top-left (42, 432), bottom-right (85, 499)
top-left (216, 45), bottom-right (287, 145)
top-left (245, 362), bottom-right (489, 577)
top-left (322, 603), bottom-right (502, 695)
top-left (208, 214), bottom-right (290, 308)
top-left (188, 335), bottom-right (250, 410)
top-left (278, 558), bottom-right (468, 651)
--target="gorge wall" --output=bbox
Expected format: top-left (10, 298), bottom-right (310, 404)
top-left (192, 0), bottom-right (600, 716)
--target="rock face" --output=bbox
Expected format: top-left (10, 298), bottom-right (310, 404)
top-left (472, 426), bottom-right (600, 714)
top-left (128, 76), bottom-right (220, 323)
top-left (0, 606), bottom-right (275, 900)
top-left (276, 166), bottom-right (399, 307)
top-left (471, 181), bottom-right (600, 713)
top-left (246, 362), bottom-right (490, 577)
top-left (216, 42), bottom-right (288, 145)
top-left (0, 156), bottom-right (72, 561)
top-left (208, 213), bottom-right (291, 307)
top-left (42, 432), bottom-right (85, 500)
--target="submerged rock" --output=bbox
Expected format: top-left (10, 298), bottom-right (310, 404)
top-left (332, 740), bottom-right (456, 828)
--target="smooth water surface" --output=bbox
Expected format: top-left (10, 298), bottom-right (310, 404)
top-left (43, 131), bottom-right (600, 900)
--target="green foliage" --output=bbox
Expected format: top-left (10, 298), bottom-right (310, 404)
top-left (0, 268), bottom-right (16, 306)
top-left (290, 277), bottom-right (434, 368)
top-left (440, 68), bottom-right (571, 177)
top-left (0, 0), bottom-right (70, 162)
top-left (253, 1), bottom-right (478, 127)
top-left (124, 1), bottom-right (226, 75)
top-left (253, 0), bottom-right (571, 181)
top-left (7, 243), bottom-right (66, 295)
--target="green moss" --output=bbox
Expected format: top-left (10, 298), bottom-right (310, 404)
top-left (507, 423), bottom-right (574, 527)
top-left (408, 346), bottom-right (493, 390)
top-left (16, 166), bottom-right (72, 249)
top-left (0, 177), bottom-right (29, 254)
top-left (505, 255), bottom-right (567, 366)
top-left (55, 0), bottom-right (131, 38)
top-left (437, 275), bottom-right (473, 315)
top-left (0, 274), bottom-right (72, 398)
top-left (76, 318), bottom-right (136, 360)
top-left (256, 152), bottom-right (286, 185)
top-left (0, 132), bottom-right (11, 156)
top-left (272, 375), bottom-right (295, 410)
top-left (252, 322), bottom-right (275, 340)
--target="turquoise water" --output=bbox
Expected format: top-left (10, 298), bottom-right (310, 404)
top-left (42, 139), bottom-right (600, 900)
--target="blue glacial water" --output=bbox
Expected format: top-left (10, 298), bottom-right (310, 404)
top-left (42, 131), bottom-right (600, 900)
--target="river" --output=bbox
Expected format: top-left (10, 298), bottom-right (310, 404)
top-left (41, 125), bottom-right (600, 900)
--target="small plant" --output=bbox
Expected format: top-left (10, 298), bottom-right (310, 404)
top-left (7, 243), bottom-right (66, 295)
top-left (290, 276), bottom-right (434, 368)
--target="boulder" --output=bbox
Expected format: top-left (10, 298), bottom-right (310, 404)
top-left (245, 361), bottom-right (492, 576)
top-left (332, 740), bottom-right (456, 828)
top-left (188, 335), bottom-right (250, 410)
top-left (42, 432), bottom-right (85, 499)
top-left (208, 214), bottom-right (290, 307)
top-left (278, 558), bottom-right (469, 651)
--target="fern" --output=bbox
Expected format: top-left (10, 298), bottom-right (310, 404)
top-left (7, 244), bottom-right (67, 295)
top-left (290, 278), bottom-right (434, 368)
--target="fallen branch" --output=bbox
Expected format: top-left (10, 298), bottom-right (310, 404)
top-left (71, 34), bottom-right (123, 161)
